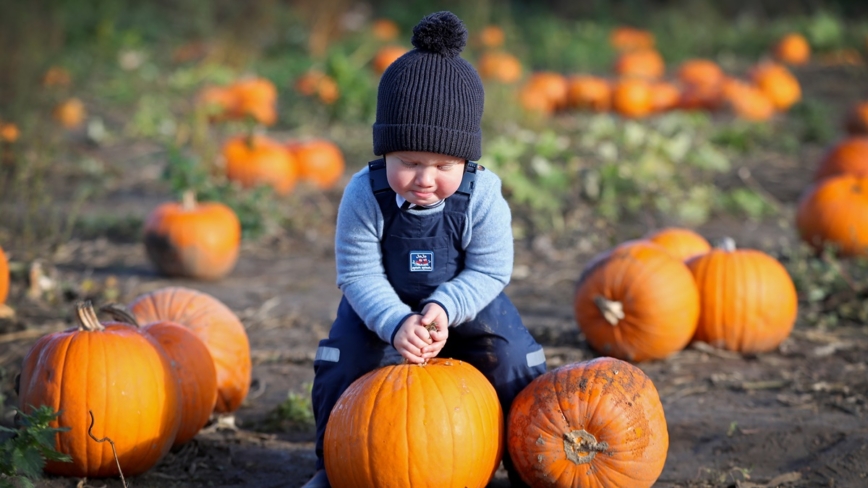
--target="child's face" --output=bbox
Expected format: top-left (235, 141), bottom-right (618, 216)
top-left (385, 151), bottom-right (465, 206)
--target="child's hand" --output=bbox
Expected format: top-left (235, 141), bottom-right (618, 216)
top-left (420, 302), bottom-right (448, 359)
top-left (393, 315), bottom-right (433, 364)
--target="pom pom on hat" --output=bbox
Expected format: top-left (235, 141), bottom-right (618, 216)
top-left (411, 11), bottom-right (468, 58)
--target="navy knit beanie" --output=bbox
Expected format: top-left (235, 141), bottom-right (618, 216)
top-left (373, 11), bottom-right (485, 161)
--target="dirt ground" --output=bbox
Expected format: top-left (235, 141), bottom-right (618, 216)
top-left (2, 64), bottom-right (868, 487)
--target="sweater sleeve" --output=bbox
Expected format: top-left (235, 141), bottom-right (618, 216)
top-left (335, 167), bottom-right (413, 344)
top-left (423, 169), bottom-right (513, 326)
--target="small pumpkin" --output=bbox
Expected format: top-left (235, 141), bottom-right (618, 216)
top-left (574, 240), bottom-right (700, 361)
top-left (614, 49), bottom-right (665, 80)
top-left (844, 101), bottom-right (868, 135)
top-left (725, 81), bottom-right (776, 121)
top-left (566, 75), bottom-right (611, 112)
top-left (612, 78), bottom-right (654, 118)
top-left (645, 227), bottom-right (711, 262)
top-left (813, 136), bottom-right (868, 181)
top-left (128, 286), bottom-right (251, 413)
top-left (295, 70), bottom-right (340, 105)
top-left (53, 98), bottom-right (86, 129)
top-left (521, 72), bottom-right (569, 113)
top-left (477, 25), bottom-right (506, 48)
top-left (324, 358), bottom-right (503, 488)
top-left (223, 134), bottom-right (299, 195)
top-left (649, 81), bottom-right (681, 113)
top-left (0, 123), bottom-right (20, 143)
top-left (677, 59), bottom-right (724, 89)
top-left (144, 190), bottom-right (241, 281)
top-left (477, 51), bottom-right (523, 84)
top-left (43, 66), bottom-right (72, 87)
top-left (678, 83), bottom-right (723, 111)
top-left (17, 302), bottom-right (181, 477)
top-left (0, 245), bottom-right (8, 305)
top-left (609, 26), bottom-right (656, 52)
top-left (197, 85), bottom-right (236, 122)
top-left (751, 62), bottom-right (801, 111)
top-left (372, 45), bottom-right (408, 74)
top-left (286, 138), bottom-right (345, 190)
top-left (796, 174), bottom-right (868, 257)
top-left (371, 19), bottom-right (399, 41)
top-left (508, 357), bottom-right (669, 488)
top-left (229, 77), bottom-right (278, 126)
top-left (773, 33), bottom-right (811, 66)
top-left (686, 238), bottom-right (798, 352)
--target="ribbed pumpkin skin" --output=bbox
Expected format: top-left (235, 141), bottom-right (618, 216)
top-left (142, 320), bottom-right (218, 447)
top-left (143, 194), bottom-right (241, 280)
top-left (686, 246), bottom-right (798, 353)
top-left (796, 175), bottom-right (868, 257)
top-left (17, 313), bottom-right (181, 477)
top-left (574, 241), bottom-right (700, 362)
top-left (508, 357), bottom-right (669, 488)
top-left (645, 227), bottom-right (711, 262)
top-left (324, 358), bottom-right (503, 488)
top-left (0, 245), bottom-right (8, 304)
top-left (128, 286), bottom-right (250, 413)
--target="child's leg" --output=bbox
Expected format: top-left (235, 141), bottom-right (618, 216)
top-left (311, 297), bottom-right (403, 470)
top-left (440, 292), bottom-right (546, 485)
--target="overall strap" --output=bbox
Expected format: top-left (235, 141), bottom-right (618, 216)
top-left (456, 161), bottom-right (478, 195)
top-left (368, 158), bottom-right (391, 194)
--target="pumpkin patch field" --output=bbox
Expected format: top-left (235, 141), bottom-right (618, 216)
top-left (2, 1), bottom-right (868, 487)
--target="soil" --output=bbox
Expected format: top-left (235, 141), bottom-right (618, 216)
top-left (2, 64), bottom-right (868, 488)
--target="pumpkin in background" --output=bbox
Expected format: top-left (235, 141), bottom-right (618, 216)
top-left (0, 123), bottom-right (20, 143)
top-left (100, 304), bottom-right (218, 448)
top-left (477, 51), bottom-right (523, 84)
top-left (372, 45), bottom-right (408, 74)
top-left (508, 357), bottom-right (669, 488)
top-left (477, 25), bottom-right (506, 48)
top-left (520, 72), bottom-right (569, 114)
top-left (813, 136), bottom-right (868, 181)
top-left (614, 49), bottom-right (665, 80)
top-left (53, 98), bottom-right (86, 129)
top-left (686, 238), bottom-right (798, 352)
top-left (286, 138), bottom-right (345, 190)
top-left (197, 85), bottom-right (236, 122)
top-left (609, 26), bottom-right (655, 52)
top-left (751, 62), bottom-right (801, 111)
top-left (143, 190), bottom-right (241, 281)
top-left (566, 75), bottom-right (611, 112)
top-left (0, 245), bottom-right (8, 304)
top-left (324, 358), bottom-right (502, 488)
top-left (844, 101), bottom-right (868, 135)
top-left (725, 81), bottom-right (776, 121)
top-left (223, 134), bottom-right (298, 195)
top-left (229, 77), bottom-right (278, 126)
top-left (17, 302), bottom-right (181, 477)
top-left (612, 78), bottom-right (654, 118)
top-left (649, 81), bottom-right (681, 113)
top-left (371, 18), bottom-right (399, 41)
top-left (677, 59), bottom-right (724, 89)
top-left (678, 83), bottom-right (723, 111)
top-left (574, 240), bottom-right (700, 361)
top-left (796, 174), bottom-right (868, 257)
top-left (645, 227), bottom-right (711, 262)
top-left (773, 33), bottom-right (811, 65)
top-left (128, 286), bottom-right (251, 413)
top-left (294, 70), bottom-right (339, 105)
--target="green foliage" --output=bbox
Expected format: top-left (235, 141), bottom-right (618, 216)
top-left (0, 406), bottom-right (72, 488)
top-left (266, 384), bottom-right (314, 432)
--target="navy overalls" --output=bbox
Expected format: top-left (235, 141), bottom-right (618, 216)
top-left (312, 159), bottom-right (547, 475)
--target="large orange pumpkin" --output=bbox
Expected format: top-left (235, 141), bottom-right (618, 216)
top-left (813, 136), bottom-right (868, 181)
top-left (686, 238), bottom-right (798, 352)
top-left (128, 286), bottom-right (251, 413)
top-left (143, 191), bottom-right (241, 281)
top-left (844, 101), bottom-right (868, 135)
top-left (645, 227), bottom-right (711, 262)
top-left (566, 75), bottom-right (611, 112)
top-left (0, 245), bottom-right (8, 305)
top-left (286, 138), bottom-right (346, 190)
top-left (324, 358), bottom-right (503, 488)
top-left (796, 174), bottom-right (868, 257)
top-left (17, 302), bottom-right (181, 477)
top-left (574, 240), bottom-right (700, 361)
top-left (612, 78), bottom-right (654, 118)
top-left (751, 62), bottom-right (801, 111)
top-left (508, 357), bottom-right (669, 488)
top-left (614, 49), bottom-right (665, 80)
top-left (223, 134), bottom-right (298, 195)
top-left (773, 33), bottom-right (811, 66)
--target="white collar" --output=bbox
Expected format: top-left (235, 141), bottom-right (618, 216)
top-left (395, 194), bottom-right (444, 210)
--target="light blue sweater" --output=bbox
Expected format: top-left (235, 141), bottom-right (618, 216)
top-left (335, 164), bottom-right (514, 344)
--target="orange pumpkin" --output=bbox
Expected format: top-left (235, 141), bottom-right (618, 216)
top-left (677, 59), bottom-right (724, 89)
top-left (17, 302), bottom-right (181, 477)
top-left (814, 137), bottom-right (868, 181)
top-left (477, 51), bottom-right (523, 84)
top-left (286, 138), bottom-right (345, 190)
top-left (478, 25), bottom-right (506, 48)
top-left (197, 85), bottom-right (236, 122)
top-left (324, 358), bottom-right (503, 487)
top-left (773, 33), bottom-right (811, 65)
top-left (687, 238), bottom-right (798, 352)
top-left (223, 134), bottom-right (299, 195)
top-left (645, 227), bottom-right (711, 261)
top-left (43, 66), bottom-right (72, 87)
top-left (129, 286), bottom-right (250, 414)
top-left (229, 77), bottom-right (278, 126)
top-left (508, 357), bottom-right (669, 488)
top-left (678, 83), bottom-right (723, 111)
top-left (566, 75), bottom-right (611, 112)
top-left (143, 191), bottom-right (241, 281)
top-left (371, 19), bottom-right (399, 41)
top-left (844, 101), bottom-right (868, 135)
top-left (0, 123), bottom-right (20, 143)
top-left (614, 50), bottom-right (665, 80)
top-left (521, 72), bottom-right (569, 113)
top-left (574, 240), bottom-right (700, 361)
top-left (0, 245), bottom-right (8, 305)
top-left (100, 304), bottom-right (218, 448)
top-left (612, 78), bottom-right (654, 118)
top-left (649, 81), bottom-right (681, 113)
top-left (796, 174), bottom-right (868, 257)
top-left (372, 45), bottom-right (408, 74)
top-left (295, 70), bottom-right (340, 105)
top-left (53, 98), bottom-right (86, 129)
top-left (725, 81), bottom-right (776, 121)
top-left (751, 62), bottom-right (801, 111)
top-left (609, 26), bottom-right (656, 52)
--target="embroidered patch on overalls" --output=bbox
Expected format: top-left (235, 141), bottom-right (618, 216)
top-left (409, 251), bottom-right (434, 272)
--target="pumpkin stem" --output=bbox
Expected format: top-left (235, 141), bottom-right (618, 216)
top-left (716, 237), bottom-right (737, 252)
top-left (563, 429), bottom-right (610, 465)
top-left (88, 410), bottom-right (128, 488)
top-left (75, 301), bottom-right (105, 332)
top-left (181, 190), bottom-right (197, 211)
top-left (98, 303), bottom-right (141, 327)
top-left (593, 296), bottom-right (624, 326)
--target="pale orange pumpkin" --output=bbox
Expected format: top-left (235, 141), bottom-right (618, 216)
top-left (0, 123), bottom-right (20, 143)
top-left (295, 70), bottom-right (340, 105)
top-left (197, 85), bottom-right (236, 122)
top-left (677, 59), bottom-right (724, 89)
top-left (372, 45), bottom-right (408, 74)
top-left (612, 78), bottom-right (654, 118)
top-left (796, 174), bottom-right (868, 257)
top-left (773, 33), bottom-right (811, 66)
top-left (614, 49), bottom-right (665, 80)
top-left (43, 66), bottom-right (72, 87)
top-left (566, 75), bottom-right (611, 112)
top-left (649, 81), bottom-right (681, 113)
top-left (478, 25), bottom-right (506, 48)
top-left (686, 238), bottom-right (798, 352)
top-left (521, 72), bottom-right (569, 113)
top-left (324, 358), bottom-right (503, 487)
top-left (477, 51), bottom-right (523, 84)
top-left (229, 77), bottom-right (278, 126)
top-left (53, 98), bottom-right (86, 129)
top-left (724, 80), bottom-right (776, 121)
top-left (371, 19), bottom-right (399, 41)
top-left (609, 26), bottom-right (656, 52)
top-left (574, 240), bottom-right (700, 361)
top-left (129, 286), bottom-right (251, 414)
top-left (17, 302), bottom-right (181, 477)
top-left (645, 227), bottom-right (711, 262)
top-left (286, 138), bottom-right (345, 190)
top-left (751, 62), bottom-right (801, 111)
top-left (508, 357), bottom-right (669, 488)
top-left (814, 137), bottom-right (868, 181)
top-left (223, 134), bottom-right (299, 195)
top-left (143, 190), bottom-right (241, 280)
